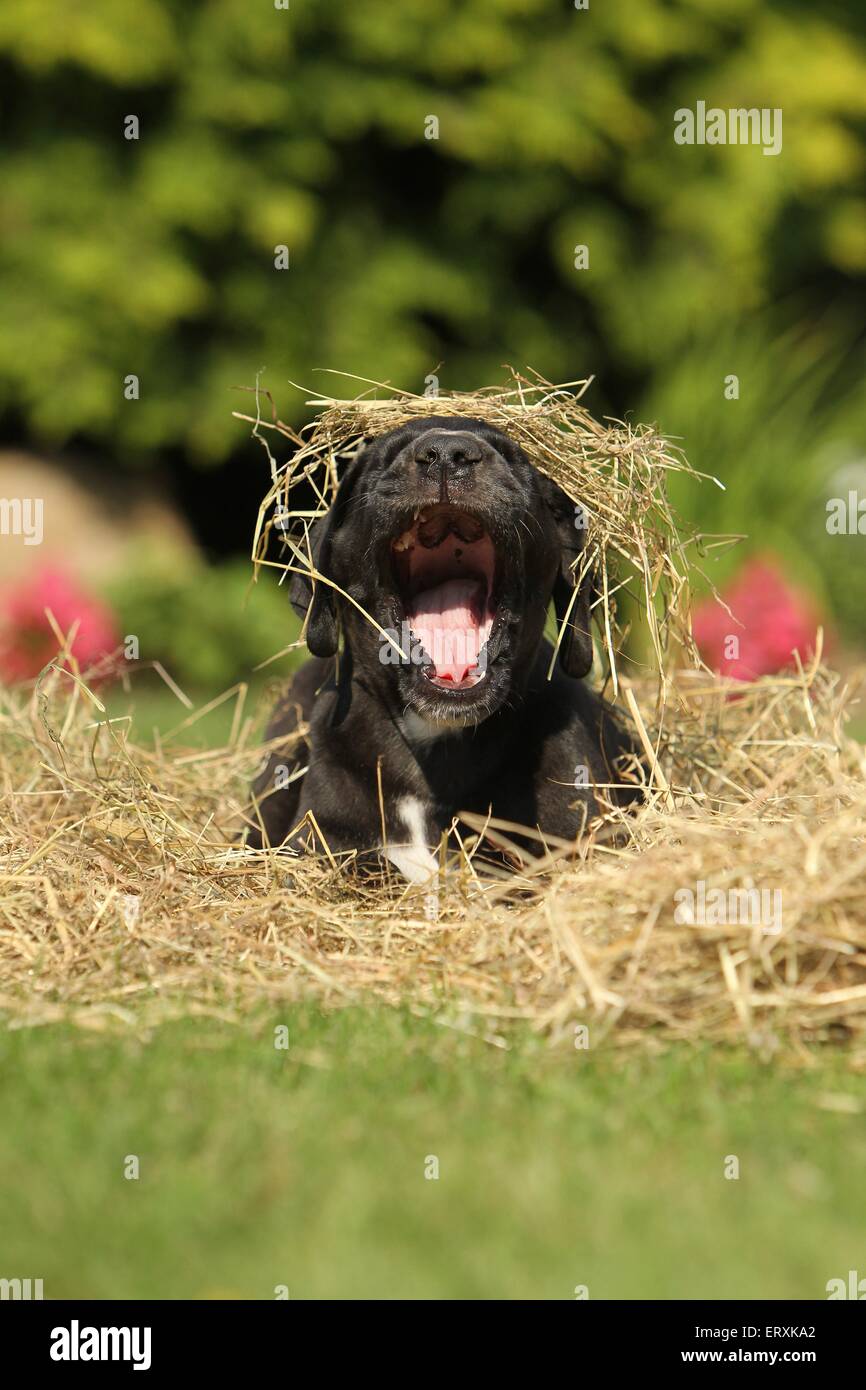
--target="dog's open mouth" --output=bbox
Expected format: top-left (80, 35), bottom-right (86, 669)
top-left (391, 505), bottom-right (497, 689)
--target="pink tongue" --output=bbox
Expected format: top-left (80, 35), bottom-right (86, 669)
top-left (409, 579), bottom-right (491, 684)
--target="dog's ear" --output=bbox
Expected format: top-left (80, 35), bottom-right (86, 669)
top-left (539, 475), bottom-right (595, 678)
top-left (289, 455), bottom-right (365, 658)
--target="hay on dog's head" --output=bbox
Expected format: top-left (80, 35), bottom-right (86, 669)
top-left (239, 369), bottom-right (732, 692)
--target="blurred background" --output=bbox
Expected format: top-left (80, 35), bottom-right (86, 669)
top-left (0, 0), bottom-right (864, 737)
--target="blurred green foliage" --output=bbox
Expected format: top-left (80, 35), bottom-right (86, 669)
top-left (1, 0), bottom-right (865, 634)
top-left (103, 557), bottom-right (300, 690)
top-left (653, 317), bottom-right (866, 638)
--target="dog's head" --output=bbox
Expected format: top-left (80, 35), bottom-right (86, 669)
top-left (289, 415), bottom-right (594, 726)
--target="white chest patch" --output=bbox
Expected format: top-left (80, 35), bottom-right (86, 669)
top-left (383, 795), bottom-right (439, 919)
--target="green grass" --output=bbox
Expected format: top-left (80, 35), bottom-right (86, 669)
top-left (100, 677), bottom-right (273, 748)
top-left (1, 1008), bottom-right (863, 1300)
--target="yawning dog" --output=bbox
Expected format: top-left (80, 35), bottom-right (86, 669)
top-left (245, 415), bottom-right (635, 881)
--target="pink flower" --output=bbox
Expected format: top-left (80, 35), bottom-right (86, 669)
top-left (0, 567), bottom-right (119, 684)
top-left (692, 556), bottom-right (825, 682)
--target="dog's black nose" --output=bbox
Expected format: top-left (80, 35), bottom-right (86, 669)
top-left (414, 431), bottom-right (482, 491)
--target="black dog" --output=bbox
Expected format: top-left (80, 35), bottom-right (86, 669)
top-left (246, 416), bottom-right (635, 883)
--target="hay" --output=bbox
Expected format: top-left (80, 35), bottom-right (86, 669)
top-left (1, 651), bottom-right (864, 1052)
top-left (2, 374), bottom-right (863, 1054)
top-left (238, 368), bottom-right (737, 691)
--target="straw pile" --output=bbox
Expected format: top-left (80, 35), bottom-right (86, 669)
top-left (1, 655), bottom-right (863, 1048)
top-left (1, 374), bottom-right (863, 1051)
